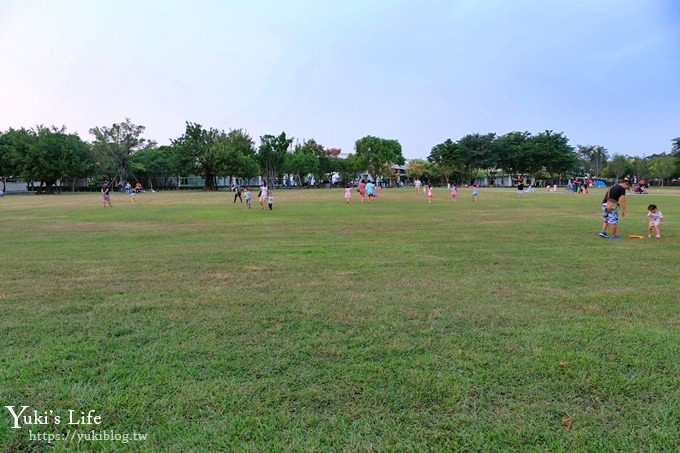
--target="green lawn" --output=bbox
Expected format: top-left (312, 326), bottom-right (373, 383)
top-left (1, 187), bottom-right (679, 451)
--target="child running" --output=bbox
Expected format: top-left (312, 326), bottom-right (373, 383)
top-left (344, 185), bottom-right (352, 203)
top-left (427, 184), bottom-right (433, 203)
top-left (647, 204), bottom-right (664, 239)
top-left (366, 180), bottom-right (375, 202)
top-left (450, 184), bottom-right (457, 202)
top-left (358, 179), bottom-right (366, 203)
top-left (244, 187), bottom-right (251, 208)
top-left (267, 192), bottom-right (274, 210)
top-left (471, 184), bottom-right (479, 203)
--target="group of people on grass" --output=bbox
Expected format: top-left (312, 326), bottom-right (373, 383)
top-left (599, 177), bottom-right (664, 240)
top-left (231, 182), bottom-right (273, 210)
top-left (343, 179), bottom-right (380, 203)
top-left (99, 176), bottom-right (666, 238)
top-left (390, 179), bottom-right (477, 203)
top-left (101, 180), bottom-right (142, 205)
top-left (345, 179), bottom-right (478, 204)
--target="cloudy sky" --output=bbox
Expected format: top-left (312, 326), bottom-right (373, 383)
top-left (1, 0), bottom-right (678, 158)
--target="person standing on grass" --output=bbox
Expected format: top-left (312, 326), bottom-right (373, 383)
top-left (267, 191), bottom-right (274, 210)
top-left (517, 178), bottom-right (524, 196)
top-left (101, 181), bottom-right (112, 207)
top-left (426, 183), bottom-right (433, 203)
top-left (233, 182), bottom-right (243, 205)
top-left (450, 184), bottom-right (457, 202)
top-left (471, 183), bottom-right (479, 203)
top-left (259, 181), bottom-right (268, 209)
top-left (646, 204), bottom-right (664, 239)
top-left (358, 179), bottom-right (366, 203)
top-left (344, 185), bottom-right (352, 203)
top-left (244, 187), bottom-right (252, 209)
top-left (415, 179), bottom-right (422, 194)
top-left (599, 177), bottom-right (630, 240)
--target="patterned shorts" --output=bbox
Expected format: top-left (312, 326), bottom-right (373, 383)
top-left (602, 204), bottom-right (618, 225)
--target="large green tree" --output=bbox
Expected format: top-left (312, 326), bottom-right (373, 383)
top-left (671, 137), bottom-right (680, 158)
top-left (130, 145), bottom-right (178, 190)
top-left (406, 158), bottom-right (426, 182)
top-left (456, 133), bottom-right (497, 184)
top-left (496, 131), bottom-right (532, 179)
top-left (172, 122), bottom-right (228, 191)
top-left (530, 131), bottom-right (577, 182)
top-left (0, 128), bottom-right (32, 193)
top-left (222, 129), bottom-right (259, 183)
top-left (429, 139), bottom-right (465, 183)
top-left (576, 144), bottom-right (608, 176)
top-left (604, 155), bottom-right (632, 181)
top-left (354, 135), bottom-right (404, 181)
top-left (13, 126), bottom-right (93, 193)
top-left (649, 155), bottom-right (677, 187)
top-left (284, 144), bottom-right (320, 187)
top-left (630, 156), bottom-right (651, 183)
top-left (90, 118), bottom-right (154, 185)
top-left (258, 132), bottom-right (293, 186)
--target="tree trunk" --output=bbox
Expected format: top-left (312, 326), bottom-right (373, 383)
top-left (204, 173), bottom-right (217, 191)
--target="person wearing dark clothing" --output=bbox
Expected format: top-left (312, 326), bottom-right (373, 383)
top-left (233, 184), bottom-right (243, 205)
top-left (599, 177), bottom-right (630, 240)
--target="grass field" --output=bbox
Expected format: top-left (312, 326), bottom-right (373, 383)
top-left (1, 187), bottom-right (679, 451)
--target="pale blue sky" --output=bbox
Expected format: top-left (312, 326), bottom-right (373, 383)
top-left (1, 0), bottom-right (678, 158)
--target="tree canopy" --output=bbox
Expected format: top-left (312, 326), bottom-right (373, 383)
top-left (90, 118), bottom-right (154, 184)
top-left (354, 136), bottom-right (404, 181)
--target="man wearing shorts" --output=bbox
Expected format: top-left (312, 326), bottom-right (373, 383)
top-left (599, 177), bottom-right (630, 240)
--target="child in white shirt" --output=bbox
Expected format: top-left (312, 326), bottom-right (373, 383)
top-left (647, 204), bottom-right (664, 239)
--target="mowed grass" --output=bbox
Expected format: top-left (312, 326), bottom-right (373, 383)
top-left (1, 187), bottom-right (679, 451)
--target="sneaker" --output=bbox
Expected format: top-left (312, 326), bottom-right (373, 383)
top-left (599, 231), bottom-right (608, 238)
top-left (608, 235), bottom-right (621, 240)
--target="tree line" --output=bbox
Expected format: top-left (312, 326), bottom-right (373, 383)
top-left (413, 132), bottom-right (680, 187)
top-left (1, 119), bottom-right (678, 193)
